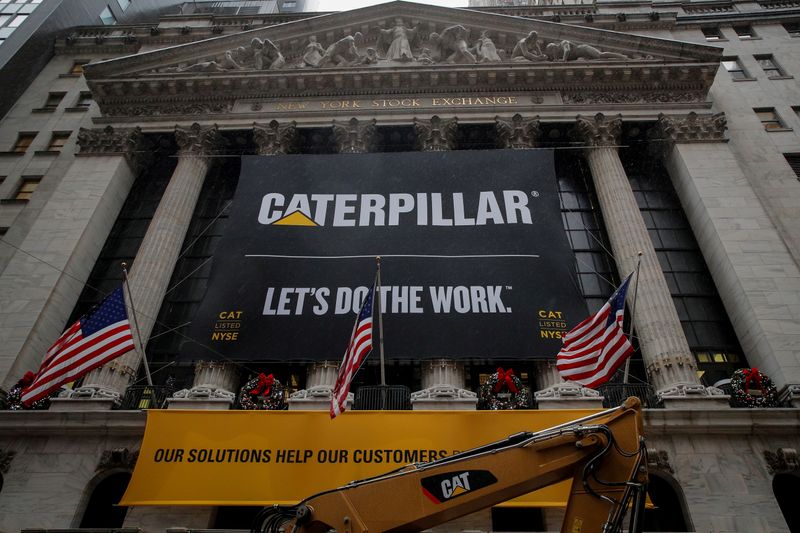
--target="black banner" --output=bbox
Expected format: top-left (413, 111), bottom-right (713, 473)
top-left (181, 150), bottom-right (586, 361)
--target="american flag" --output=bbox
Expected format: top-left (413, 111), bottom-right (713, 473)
top-left (331, 285), bottom-right (375, 419)
top-left (21, 286), bottom-right (135, 406)
top-left (556, 274), bottom-right (634, 389)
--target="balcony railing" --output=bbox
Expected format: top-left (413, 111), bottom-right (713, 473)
top-left (597, 382), bottom-right (661, 409)
top-left (116, 385), bottom-right (171, 410)
top-left (354, 385), bottom-right (412, 410)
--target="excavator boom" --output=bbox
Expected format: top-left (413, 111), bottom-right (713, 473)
top-left (252, 397), bottom-right (647, 533)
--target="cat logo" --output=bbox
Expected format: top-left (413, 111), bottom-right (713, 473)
top-left (420, 470), bottom-right (498, 504)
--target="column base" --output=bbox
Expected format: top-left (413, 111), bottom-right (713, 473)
top-left (411, 385), bottom-right (477, 410)
top-left (534, 382), bottom-right (604, 410)
top-left (779, 384), bottom-right (800, 408)
top-left (658, 382), bottom-right (730, 409)
top-left (167, 397), bottom-right (233, 410)
top-left (48, 397), bottom-right (116, 411)
top-left (288, 386), bottom-right (351, 411)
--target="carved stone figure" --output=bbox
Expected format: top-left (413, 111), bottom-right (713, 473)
top-left (512, 31), bottom-right (546, 62)
top-left (378, 19), bottom-right (420, 62)
top-left (474, 31), bottom-right (501, 63)
top-left (358, 48), bottom-right (379, 65)
top-left (430, 25), bottom-right (476, 64)
top-left (317, 33), bottom-right (364, 67)
top-left (301, 36), bottom-right (325, 67)
top-left (544, 40), bottom-right (628, 62)
top-left (252, 37), bottom-right (285, 70)
top-left (417, 47), bottom-right (434, 65)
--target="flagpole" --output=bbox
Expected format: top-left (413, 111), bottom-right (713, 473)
top-left (376, 256), bottom-right (386, 386)
top-left (121, 262), bottom-right (153, 387)
top-left (623, 251), bottom-right (643, 384)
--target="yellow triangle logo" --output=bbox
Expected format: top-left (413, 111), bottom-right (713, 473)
top-left (272, 210), bottom-right (319, 227)
top-left (451, 486), bottom-right (468, 496)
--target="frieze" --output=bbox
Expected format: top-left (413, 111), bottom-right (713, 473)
top-left (103, 101), bottom-right (233, 117)
top-left (655, 112), bottom-right (727, 143)
top-left (562, 91), bottom-right (706, 105)
top-left (764, 448), bottom-right (799, 474)
top-left (97, 447), bottom-right (139, 471)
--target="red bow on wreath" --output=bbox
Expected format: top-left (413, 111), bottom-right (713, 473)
top-left (250, 373), bottom-right (275, 397)
top-left (17, 371), bottom-right (35, 388)
top-left (494, 367), bottom-right (519, 394)
top-left (742, 367), bottom-right (763, 394)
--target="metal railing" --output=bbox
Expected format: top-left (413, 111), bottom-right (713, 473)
top-left (597, 382), bottom-right (661, 409)
top-left (116, 385), bottom-right (171, 410)
top-left (353, 385), bottom-right (412, 410)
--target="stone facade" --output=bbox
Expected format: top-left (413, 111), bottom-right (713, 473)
top-left (1, 0), bottom-right (800, 531)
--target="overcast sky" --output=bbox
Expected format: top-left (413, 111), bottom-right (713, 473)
top-left (316, 0), bottom-right (468, 11)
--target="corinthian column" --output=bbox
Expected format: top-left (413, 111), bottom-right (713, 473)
top-left (575, 113), bottom-right (726, 408)
top-left (332, 118), bottom-right (376, 154)
top-left (71, 123), bottom-right (224, 406)
top-left (414, 116), bottom-right (457, 151)
top-left (495, 114), bottom-right (539, 149)
top-left (253, 120), bottom-right (297, 155)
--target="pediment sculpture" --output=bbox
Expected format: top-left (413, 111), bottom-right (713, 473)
top-left (154, 21), bottom-right (638, 74)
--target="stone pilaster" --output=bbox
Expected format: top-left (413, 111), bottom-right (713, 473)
top-left (533, 360), bottom-right (603, 409)
top-left (1, 127), bottom-right (145, 392)
top-left (332, 118), bottom-right (377, 154)
top-left (575, 113), bottom-right (726, 408)
top-left (289, 361), bottom-right (349, 410)
top-left (655, 112), bottom-right (800, 405)
top-left (414, 116), bottom-right (458, 151)
top-left (70, 124), bottom-right (223, 406)
top-left (410, 359), bottom-right (477, 410)
top-left (253, 120), bottom-right (297, 155)
top-left (495, 114), bottom-right (540, 149)
top-left (168, 361), bottom-right (239, 410)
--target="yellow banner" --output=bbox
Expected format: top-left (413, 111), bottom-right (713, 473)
top-left (121, 409), bottom-right (600, 507)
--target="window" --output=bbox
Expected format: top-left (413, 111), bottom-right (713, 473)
top-left (15, 177), bottom-right (40, 201)
top-left (0, 15), bottom-right (10, 26)
top-left (76, 91), bottom-right (93, 108)
top-left (721, 57), bottom-right (749, 80)
top-left (733, 25), bottom-right (755, 39)
top-left (69, 61), bottom-right (87, 75)
top-left (116, 0), bottom-right (130, 10)
top-left (283, 0), bottom-right (297, 6)
top-left (47, 132), bottom-right (71, 152)
top-left (701, 26), bottom-right (723, 41)
top-left (783, 22), bottom-right (800, 36)
top-left (8, 14), bottom-right (26, 27)
top-left (12, 132), bottom-right (36, 153)
top-left (754, 54), bottom-right (785, 78)
top-left (99, 6), bottom-right (116, 25)
top-left (755, 108), bottom-right (786, 130)
top-left (43, 92), bottom-right (65, 109)
top-left (786, 154), bottom-right (800, 179)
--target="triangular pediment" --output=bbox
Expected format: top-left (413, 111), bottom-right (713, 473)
top-left (84, 1), bottom-right (722, 115)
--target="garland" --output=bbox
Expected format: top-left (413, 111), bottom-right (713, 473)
top-left (730, 367), bottom-right (779, 408)
top-left (238, 373), bottom-right (287, 410)
top-left (5, 371), bottom-right (53, 410)
top-left (478, 367), bottom-right (531, 410)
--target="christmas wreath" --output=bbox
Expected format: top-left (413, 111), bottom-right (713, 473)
top-left (478, 367), bottom-right (531, 410)
top-left (238, 373), bottom-right (287, 410)
top-left (5, 371), bottom-right (53, 410)
top-left (730, 367), bottom-right (779, 408)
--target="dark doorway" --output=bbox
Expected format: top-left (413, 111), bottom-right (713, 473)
top-left (773, 472), bottom-right (800, 532)
top-left (491, 506), bottom-right (546, 531)
top-left (643, 472), bottom-right (693, 531)
top-left (79, 472), bottom-right (131, 528)
top-left (214, 506), bottom-right (263, 529)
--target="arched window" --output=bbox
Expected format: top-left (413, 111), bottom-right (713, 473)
top-left (643, 471), bottom-right (694, 531)
top-left (773, 472), bottom-right (800, 532)
top-left (78, 471), bottom-right (132, 528)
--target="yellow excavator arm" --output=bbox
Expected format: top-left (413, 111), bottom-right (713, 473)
top-left (252, 397), bottom-right (647, 533)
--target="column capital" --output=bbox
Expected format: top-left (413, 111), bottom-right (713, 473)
top-left (332, 118), bottom-right (377, 154)
top-left (655, 112), bottom-right (727, 144)
top-left (174, 123), bottom-right (224, 156)
top-left (495, 114), bottom-right (540, 149)
top-left (76, 125), bottom-right (151, 172)
top-left (414, 115), bottom-right (458, 151)
top-left (253, 120), bottom-right (297, 156)
top-left (575, 113), bottom-right (622, 147)
top-left (764, 448), bottom-right (799, 474)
